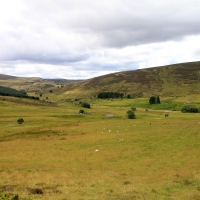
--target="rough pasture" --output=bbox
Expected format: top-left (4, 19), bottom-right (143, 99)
top-left (0, 98), bottom-right (200, 200)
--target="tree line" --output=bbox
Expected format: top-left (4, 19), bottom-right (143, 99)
top-left (0, 86), bottom-right (39, 100)
top-left (181, 106), bottom-right (199, 113)
top-left (97, 92), bottom-right (124, 99)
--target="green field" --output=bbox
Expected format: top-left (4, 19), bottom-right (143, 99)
top-left (0, 96), bottom-right (200, 200)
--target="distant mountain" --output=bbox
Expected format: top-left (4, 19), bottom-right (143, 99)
top-left (44, 79), bottom-right (83, 84)
top-left (0, 74), bottom-right (83, 84)
top-left (0, 74), bottom-right (18, 80)
top-left (61, 61), bottom-right (200, 98)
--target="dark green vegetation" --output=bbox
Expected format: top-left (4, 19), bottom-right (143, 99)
top-left (97, 92), bottom-right (124, 98)
top-left (126, 109), bottom-right (136, 119)
top-left (149, 96), bottom-right (161, 104)
top-left (0, 86), bottom-right (39, 100)
top-left (81, 102), bottom-right (91, 108)
top-left (17, 118), bottom-right (24, 125)
top-left (181, 105), bottom-right (199, 113)
top-left (79, 109), bottom-right (85, 114)
top-left (0, 86), bottom-right (27, 97)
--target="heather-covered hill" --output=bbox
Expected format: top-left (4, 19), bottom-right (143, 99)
top-left (62, 61), bottom-right (200, 98)
top-left (1, 61), bottom-right (200, 100)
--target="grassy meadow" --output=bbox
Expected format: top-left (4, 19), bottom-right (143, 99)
top-left (0, 96), bottom-right (200, 200)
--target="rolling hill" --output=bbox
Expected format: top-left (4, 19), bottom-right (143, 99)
top-left (60, 61), bottom-right (200, 98)
top-left (0, 74), bottom-right (82, 99)
top-left (0, 61), bottom-right (200, 100)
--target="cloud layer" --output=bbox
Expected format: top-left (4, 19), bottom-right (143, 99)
top-left (0, 0), bottom-right (200, 79)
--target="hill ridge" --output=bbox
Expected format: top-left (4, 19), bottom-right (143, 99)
top-left (1, 61), bottom-right (200, 99)
top-left (61, 61), bottom-right (200, 98)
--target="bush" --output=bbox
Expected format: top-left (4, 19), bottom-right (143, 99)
top-left (127, 94), bottom-right (131, 99)
top-left (181, 106), bottom-right (199, 113)
top-left (17, 118), bottom-right (24, 124)
top-left (126, 110), bottom-right (136, 119)
top-left (149, 96), bottom-right (161, 104)
top-left (131, 107), bottom-right (136, 111)
top-left (81, 102), bottom-right (91, 108)
top-left (79, 109), bottom-right (85, 114)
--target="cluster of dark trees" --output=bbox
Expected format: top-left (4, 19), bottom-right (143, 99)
top-left (98, 92), bottom-right (124, 99)
top-left (0, 86), bottom-right (39, 100)
top-left (149, 96), bottom-right (161, 104)
top-left (181, 106), bottom-right (199, 113)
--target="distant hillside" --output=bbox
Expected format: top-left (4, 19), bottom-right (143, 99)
top-left (0, 85), bottom-right (40, 101)
top-left (61, 61), bottom-right (200, 98)
top-left (1, 62), bottom-right (200, 100)
top-left (0, 74), bottom-right (17, 80)
top-left (0, 85), bottom-right (27, 97)
top-left (0, 74), bottom-right (83, 98)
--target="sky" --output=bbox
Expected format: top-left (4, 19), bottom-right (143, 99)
top-left (0, 0), bottom-right (200, 79)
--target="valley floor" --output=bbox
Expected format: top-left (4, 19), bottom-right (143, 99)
top-left (0, 98), bottom-right (200, 199)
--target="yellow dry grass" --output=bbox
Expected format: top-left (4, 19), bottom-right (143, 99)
top-left (0, 97), bottom-right (200, 199)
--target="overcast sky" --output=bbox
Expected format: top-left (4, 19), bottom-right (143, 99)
top-left (0, 0), bottom-right (200, 79)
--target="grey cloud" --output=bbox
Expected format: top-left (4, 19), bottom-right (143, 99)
top-left (0, 0), bottom-right (200, 79)
top-left (6, 52), bottom-right (89, 65)
top-left (3, 1), bottom-right (200, 53)
top-left (68, 1), bottom-right (200, 47)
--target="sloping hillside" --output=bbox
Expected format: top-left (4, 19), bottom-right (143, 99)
top-left (1, 62), bottom-right (200, 100)
top-left (0, 74), bottom-right (82, 97)
top-left (61, 61), bottom-right (200, 98)
top-left (0, 74), bottom-right (17, 80)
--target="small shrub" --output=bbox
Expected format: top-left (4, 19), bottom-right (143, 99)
top-left (127, 94), bottom-right (131, 99)
top-left (131, 107), bottom-right (136, 111)
top-left (79, 109), bottom-right (85, 114)
top-left (17, 118), bottom-right (24, 125)
top-left (126, 110), bottom-right (136, 119)
top-left (29, 188), bottom-right (43, 195)
top-left (81, 102), bottom-right (91, 108)
top-left (124, 181), bottom-right (131, 185)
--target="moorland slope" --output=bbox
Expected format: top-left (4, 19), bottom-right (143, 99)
top-left (0, 74), bottom-right (82, 98)
top-left (61, 61), bottom-right (200, 98)
top-left (1, 61), bottom-right (200, 100)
